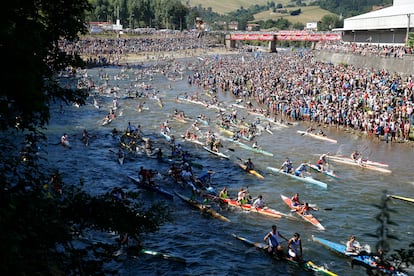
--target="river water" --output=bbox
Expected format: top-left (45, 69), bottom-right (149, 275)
top-left (43, 54), bottom-right (413, 276)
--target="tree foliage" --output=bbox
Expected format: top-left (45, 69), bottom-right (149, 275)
top-left (365, 190), bottom-right (414, 274)
top-left (316, 0), bottom-right (393, 18)
top-left (0, 1), bottom-right (172, 274)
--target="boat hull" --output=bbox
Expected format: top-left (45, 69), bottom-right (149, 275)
top-left (267, 166), bottom-right (328, 189)
top-left (281, 194), bottom-right (325, 230)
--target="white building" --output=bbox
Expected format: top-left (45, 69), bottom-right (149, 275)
top-left (335, 0), bottom-right (414, 44)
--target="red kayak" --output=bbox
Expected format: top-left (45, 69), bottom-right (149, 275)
top-left (280, 194), bottom-right (325, 230)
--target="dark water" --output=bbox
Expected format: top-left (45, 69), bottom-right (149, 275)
top-left (43, 59), bottom-right (414, 276)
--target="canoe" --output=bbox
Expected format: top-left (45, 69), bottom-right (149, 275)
top-left (128, 176), bottom-right (173, 200)
top-left (139, 249), bottom-right (186, 263)
top-left (239, 163), bottom-right (265, 180)
top-left (216, 125), bottom-right (235, 136)
top-left (233, 234), bottom-right (337, 276)
top-left (281, 194), bottom-right (325, 230)
top-left (267, 166), bottom-right (328, 189)
top-left (326, 155), bottom-right (391, 174)
top-left (297, 130), bottom-right (337, 144)
top-left (327, 155), bottom-right (389, 168)
top-left (174, 191), bottom-right (230, 222)
top-left (388, 194), bottom-right (414, 204)
top-left (82, 237), bottom-right (186, 263)
top-left (312, 235), bottom-right (407, 276)
top-left (160, 131), bottom-right (171, 142)
top-left (183, 137), bottom-right (204, 146)
top-left (118, 155), bottom-right (124, 165)
top-left (221, 198), bottom-right (292, 219)
top-left (308, 164), bottom-right (340, 179)
top-left (234, 140), bottom-right (273, 157)
top-left (202, 146), bottom-right (230, 159)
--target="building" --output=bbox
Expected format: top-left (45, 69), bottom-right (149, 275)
top-left (335, 0), bottom-right (414, 45)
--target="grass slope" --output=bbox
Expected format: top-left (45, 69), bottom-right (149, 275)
top-left (183, 1), bottom-right (335, 25)
top-left (254, 6), bottom-right (336, 25)
top-left (184, 0), bottom-right (290, 15)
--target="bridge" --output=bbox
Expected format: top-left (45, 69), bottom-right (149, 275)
top-left (225, 31), bottom-right (341, 52)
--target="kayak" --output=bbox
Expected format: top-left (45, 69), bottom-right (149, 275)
top-left (388, 194), bottom-right (414, 204)
top-left (326, 154), bottom-right (389, 167)
top-left (239, 163), bottom-right (264, 180)
top-left (233, 234), bottom-right (337, 276)
top-left (182, 137), bottom-right (204, 146)
top-left (174, 191), bottom-right (230, 222)
top-left (297, 130), bottom-right (337, 144)
top-left (221, 198), bottom-right (291, 219)
top-left (326, 155), bottom-right (391, 174)
top-left (312, 235), bottom-right (407, 276)
top-left (267, 166), bottom-right (328, 189)
top-left (79, 236), bottom-right (186, 263)
top-left (236, 140), bottom-right (273, 157)
top-left (308, 164), bottom-right (340, 179)
top-left (160, 131), bottom-right (172, 142)
top-left (281, 194), bottom-right (326, 230)
top-left (139, 249), bottom-right (186, 263)
top-left (128, 176), bottom-right (174, 200)
top-left (202, 146), bottom-right (230, 159)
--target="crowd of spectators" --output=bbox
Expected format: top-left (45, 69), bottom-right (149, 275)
top-left (315, 41), bottom-right (413, 58)
top-left (60, 32), bottom-right (414, 142)
top-left (189, 50), bottom-right (413, 143)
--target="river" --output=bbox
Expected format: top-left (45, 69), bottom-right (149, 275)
top-left (43, 54), bottom-right (413, 276)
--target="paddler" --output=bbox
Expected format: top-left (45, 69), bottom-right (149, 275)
top-left (263, 225), bottom-right (288, 257)
top-left (219, 187), bottom-right (228, 199)
top-left (345, 235), bottom-right (362, 255)
top-left (244, 158), bottom-right (255, 171)
top-left (287, 233), bottom-right (303, 261)
top-left (253, 195), bottom-right (265, 209)
top-left (294, 163), bottom-right (310, 178)
top-left (291, 193), bottom-right (302, 207)
top-left (280, 157), bottom-right (293, 173)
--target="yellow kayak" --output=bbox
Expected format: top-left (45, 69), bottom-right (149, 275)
top-left (388, 194), bottom-right (414, 203)
top-left (239, 163), bottom-right (264, 180)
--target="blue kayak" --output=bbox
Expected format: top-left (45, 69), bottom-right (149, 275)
top-left (312, 235), bottom-right (407, 276)
top-left (267, 166), bottom-right (328, 189)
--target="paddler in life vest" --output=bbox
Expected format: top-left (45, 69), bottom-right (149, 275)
top-left (263, 225), bottom-right (288, 257)
top-left (291, 193), bottom-right (302, 207)
top-left (219, 187), bottom-right (228, 199)
top-left (316, 153), bottom-right (328, 171)
top-left (300, 202), bottom-right (317, 215)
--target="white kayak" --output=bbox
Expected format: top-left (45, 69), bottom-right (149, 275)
top-left (297, 130), bottom-right (337, 144)
top-left (267, 166), bottom-right (328, 189)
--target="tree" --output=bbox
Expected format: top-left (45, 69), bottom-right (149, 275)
top-left (365, 190), bottom-right (414, 275)
top-left (319, 14), bottom-right (343, 31)
top-left (0, 0), bottom-right (171, 274)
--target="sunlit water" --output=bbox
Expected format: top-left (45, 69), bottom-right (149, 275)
top-left (43, 56), bottom-right (414, 276)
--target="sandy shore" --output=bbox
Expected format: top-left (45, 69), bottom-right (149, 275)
top-left (119, 47), bottom-right (236, 64)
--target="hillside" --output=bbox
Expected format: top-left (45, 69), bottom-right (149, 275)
top-left (183, 0), bottom-right (291, 15)
top-left (254, 6), bottom-right (336, 25)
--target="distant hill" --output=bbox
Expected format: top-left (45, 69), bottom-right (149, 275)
top-left (183, 0), bottom-right (292, 15)
top-left (254, 6), bottom-right (336, 25)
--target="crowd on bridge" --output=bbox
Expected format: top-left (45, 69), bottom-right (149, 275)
top-left (60, 32), bottom-right (414, 143)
